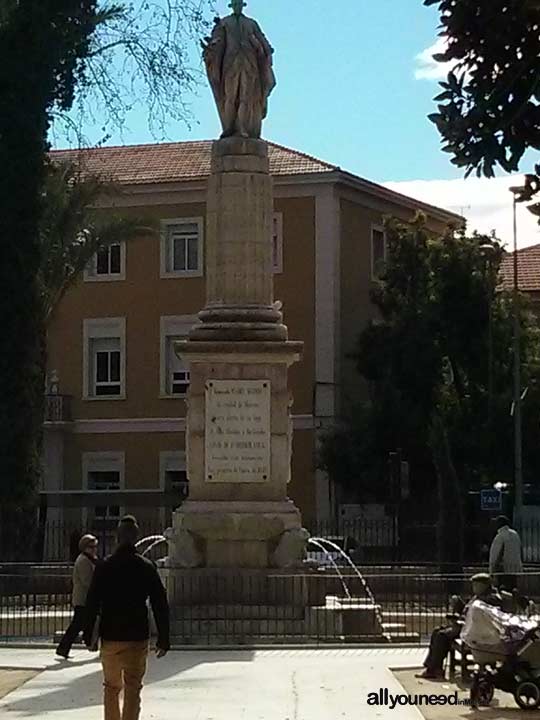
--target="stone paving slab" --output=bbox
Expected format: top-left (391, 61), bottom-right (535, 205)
top-left (0, 669), bottom-right (38, 701)
top-left (0, 647), bottom-right (426, 719)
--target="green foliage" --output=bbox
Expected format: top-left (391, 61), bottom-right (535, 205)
top-left (0, 1), bottom-right (209, 534)
top-left (425, 0), bottom-right (540, 179)
top-left (40, 160), bottom-right (151, 323)
top-left (0, 1), bottom-right (101, 516)
top-left (320, 216), bottom-right (540, 520)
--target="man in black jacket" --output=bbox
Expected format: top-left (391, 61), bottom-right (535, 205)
top-left (83, 515), bottom-right (170, 720)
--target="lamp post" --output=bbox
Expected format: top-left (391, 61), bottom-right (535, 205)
top-left (509, 188), bottom-right (523, 521)
top-left (479, 243), bottom-right (497, 422)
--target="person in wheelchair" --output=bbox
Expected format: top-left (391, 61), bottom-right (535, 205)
top-left (417, 573), bottom-right (503, 680)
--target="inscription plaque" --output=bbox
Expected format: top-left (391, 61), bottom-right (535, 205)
top-left (205, 380), bottom-right (271, 483)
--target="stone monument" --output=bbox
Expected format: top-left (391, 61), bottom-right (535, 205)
top-left (166, 0), bottom-right (308, 581)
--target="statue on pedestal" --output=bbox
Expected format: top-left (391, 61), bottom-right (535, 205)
top-left (202, 0), bottom-right (276, 139)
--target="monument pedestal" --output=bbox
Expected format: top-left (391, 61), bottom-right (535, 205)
top-left (166, 138), bottom-right (307, 603)
top-left (168, 500), bottom-right (303, 569)
top-left (167, 341), bottom-right (307, 576)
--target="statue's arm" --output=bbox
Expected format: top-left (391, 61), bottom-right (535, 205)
top-left (251, 21), bottom-right (273, 58)
top-left (202, 20), bottom-right (226, 64)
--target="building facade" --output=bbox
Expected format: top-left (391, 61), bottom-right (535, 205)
top-left (43, 140), bottom-right (458, 537)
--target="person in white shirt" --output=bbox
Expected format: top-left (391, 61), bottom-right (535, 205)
top-left (489, 515), bottom-right (523, 591)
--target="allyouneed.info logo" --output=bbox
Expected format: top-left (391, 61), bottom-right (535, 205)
top-left (367, 688), bottom-right (471, 710)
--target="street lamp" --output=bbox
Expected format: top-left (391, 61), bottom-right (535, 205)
top-left (509, 187), bottom-right (523, 521)
top-left (479, 243), bottom-right (497, 421)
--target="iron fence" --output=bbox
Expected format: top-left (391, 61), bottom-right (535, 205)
top-left (1, 568), bottom-right (539, 647)
top-left (0, 521), bottom-right (166, 564)
top-left (2, 517), bottom-right (540, 565)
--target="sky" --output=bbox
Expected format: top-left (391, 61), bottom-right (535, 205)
top-left (54, 0), bottom-right (540, 250)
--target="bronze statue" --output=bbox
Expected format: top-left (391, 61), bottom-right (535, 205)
top-left (202, 0), bottom-right (276, 139)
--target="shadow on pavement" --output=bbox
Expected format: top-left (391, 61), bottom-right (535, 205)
top-left (0, 649), bottom-right (256, 716)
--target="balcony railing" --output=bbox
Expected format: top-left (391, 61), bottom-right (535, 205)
top-left (44, 394), bottom-right (72, 423)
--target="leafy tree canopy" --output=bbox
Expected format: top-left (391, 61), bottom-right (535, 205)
top-left (320, 216), bottom-right (540, 513)
top-left (40, 160), bottom-right (152, 323)
top-left (425, 0), bottom-right (540, 198)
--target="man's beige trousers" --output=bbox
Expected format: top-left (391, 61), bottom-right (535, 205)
top-left (100, 641), bottom-right (149, 720)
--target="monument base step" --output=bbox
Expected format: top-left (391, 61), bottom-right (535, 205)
top-left (382, 622), bottom-right (421, 643)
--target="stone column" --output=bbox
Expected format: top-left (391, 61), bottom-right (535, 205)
top-left (168, 137), bottom-right (306, 575)
top-left (191, 138), bottom-right (287, 342)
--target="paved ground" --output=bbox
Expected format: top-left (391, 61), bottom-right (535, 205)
top-left (0, 646), bottom-right (427, 719)
top-left (0, 669), bottom-right (37, 701)
top-left (396, 668), bottom-right (537, 720)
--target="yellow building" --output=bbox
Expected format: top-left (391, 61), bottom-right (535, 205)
top-left (43, 140), bottom-right (458, 540)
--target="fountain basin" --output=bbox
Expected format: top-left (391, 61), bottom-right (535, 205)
top-left (306, 597), bottom-right (385, 638)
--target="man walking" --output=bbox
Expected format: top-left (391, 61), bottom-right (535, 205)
top-left (489, 515), bottom-right (523, 591)
top-left (56, 533), bottom-right (98, 659)
top-left (84, 515), bottom-right (170, 720)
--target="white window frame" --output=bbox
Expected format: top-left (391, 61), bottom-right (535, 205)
top-left (160, 315), bottom-right (197, 399)
top-left (83, 317), bottom-right (126, 401)
top-left (160, 451), bottom-right (188, 525)
top-left (272, 212), bottom-right (284, 274)
top-left (82, 451), bottom-right (125, 526)
top-left (84, 242), bottom-right (126, 282)
top-left (371, 224), bottom-right (387, 280)
top-left (160, 217), bottom-right (204, 278)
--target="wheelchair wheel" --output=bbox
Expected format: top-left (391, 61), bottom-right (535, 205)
top-left (515, 681), bottom-right (540, 710)
top-left (470, 677), bottom-right (495, 708)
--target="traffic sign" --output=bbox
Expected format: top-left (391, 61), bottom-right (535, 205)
top-left (480, 488), bottom-right (502, 512)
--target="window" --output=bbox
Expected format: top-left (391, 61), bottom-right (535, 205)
top-left (160, 451), bottom-right (188, 524)
top-left (160, 316), bottom-right (197, 398)
top-left (97, 244), bottom-right (121, 275)
top-left (88, 471), bottom-right (121, 520)
top-left (166, 337), bottom-right (190, 397)
top-left (171, 355), bottom-right (190, 396)
top-left (94, 339), bottom-right (121, 396)
top-left (272, 212), bottom-right (283, 274)
top-left (85, 242), bottom-right (125, 281)
top-left (371, 226), bottom-right (387, 280)
top-left (165, 470), bottom-right (189, 502)
top-left (83, 318), bottom-right (126, 400)
top-left (161, 218), bottom-right (203, 277)
top-left (82, 452), bottom-right (125, 527)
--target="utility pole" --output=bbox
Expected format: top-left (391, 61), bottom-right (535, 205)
top-left (479, 243), bottom-right (496, 422)
top-left (510, 191), bottom-right (523, 520)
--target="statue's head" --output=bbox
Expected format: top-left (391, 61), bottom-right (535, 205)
top-left (229, 0), bottom-right (246, 16)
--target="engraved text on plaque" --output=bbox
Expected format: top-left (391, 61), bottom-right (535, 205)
top-left (205, 380), bottom-right (271, 483)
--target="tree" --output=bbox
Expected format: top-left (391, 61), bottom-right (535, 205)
top-left (425, 0), bottom-right (540, 210)
top-left (320, 215), bottom-right (540, 564)
top-left (55, 1), bottom-right (212, 141)
top-left (40, 160), bottom-right (148, 324)
top-left (0, 1), bottom-right (106, 546)
top-left (0, 1), bottom-right (209, 554)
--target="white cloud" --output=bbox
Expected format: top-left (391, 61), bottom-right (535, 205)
top-left (415, 37), bottom-right (455, 81)
top-left (384, 175), bottom-right (540, 250)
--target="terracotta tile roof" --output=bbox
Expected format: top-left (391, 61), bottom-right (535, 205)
top-left (51, 140), bottom-right (338, 186)
top-left (500, 244), bottom-right (540, 292)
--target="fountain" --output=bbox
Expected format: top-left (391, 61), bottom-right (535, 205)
top-left (135, 535), bottom-right (167, 560)
top-left (305, 538), bottom-right (386, 640)
top-left (307, 538), bottom-right (352, 599)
